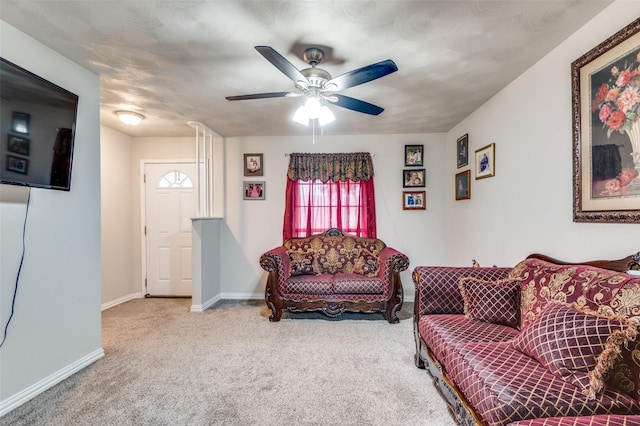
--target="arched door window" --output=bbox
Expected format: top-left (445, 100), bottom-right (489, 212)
top-left (157, 170), bottom-right (193, 188)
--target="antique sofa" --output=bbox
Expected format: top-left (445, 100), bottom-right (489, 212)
top-left (259, 228), bottom-right (409, 322)
top-left (413, 253), bottom-right (640, 426)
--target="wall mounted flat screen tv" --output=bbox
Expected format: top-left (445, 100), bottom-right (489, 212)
top-left (1, 57), bottom-right (79, 191)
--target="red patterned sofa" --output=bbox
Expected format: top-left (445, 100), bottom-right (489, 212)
top-left (413, 253), bottom-right (640, 426)
top-left (259, 228), bottom-right (409, 322)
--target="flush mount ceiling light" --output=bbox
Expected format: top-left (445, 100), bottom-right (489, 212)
top-left (115, 110), bottom-right (144, 126)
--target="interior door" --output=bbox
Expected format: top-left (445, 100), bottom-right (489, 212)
top-left (144, 162), bottom-right (197, 296)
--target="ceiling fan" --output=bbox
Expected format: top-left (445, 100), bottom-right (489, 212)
top-left (225, 46), bottom-right (398, 120)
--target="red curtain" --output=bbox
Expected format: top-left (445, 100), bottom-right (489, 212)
top-left (283, 178), bottom-right (376, 240)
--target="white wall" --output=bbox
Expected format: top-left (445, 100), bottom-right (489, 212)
top-left (100, 126), bottom-right (136, 307)
top-left (445, 2), bottom-right (640, 267)
top-left (222, 133), bottom-right (447, 298)
top-left (103, 132), bottom-right (446, 306)
top-left (0, 21), bottom-right (102, 413)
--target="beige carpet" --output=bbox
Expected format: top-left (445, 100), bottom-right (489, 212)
top-left (2, 299), bottom-right (455, 426)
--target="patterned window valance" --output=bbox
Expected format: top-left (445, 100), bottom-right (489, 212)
top-left (287, 152), bottom-right (374, 182)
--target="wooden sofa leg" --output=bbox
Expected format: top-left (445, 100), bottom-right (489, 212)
top-left (268, 305), bottom-right (282, 322)
top-left (413, 319), bottom-right (426, 368)
top-left (265, 298), bottom-right (282, 322)
top-left (266, 298), bottom-right (281, 322)
top-left (414, 353), bottom-right (425, 369)
top-left (265, 278), bottom-right (283, 322)
top-left (386, 305), bottom-right (400, 324)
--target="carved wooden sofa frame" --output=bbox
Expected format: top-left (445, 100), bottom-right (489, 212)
top-left (413, 252), bottom-right (640, 426)
top-left (260, 228), bottom-right (410, 323)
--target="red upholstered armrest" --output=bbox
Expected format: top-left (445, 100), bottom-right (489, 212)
top-left (378, 247), bottom-right (409, 279)
top-left (260, 246), bottom-right (288, 272)
top-left (260, 246), bottom-right (289, 294)
top-left (412, 266), bottom-right (511, 316)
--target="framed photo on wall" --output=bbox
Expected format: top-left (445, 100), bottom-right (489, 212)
top-left (572, 18), bottom-right (640, 223)
top-left (403, 168), bottom-right (425, 187)
top-left (402, 191), bottom-right (426, 210)
top-left (243, 181), bottom-right (265, 200)
top-left (243, 153), bottom-right (263, 177)
top-left (6, 155), bottom-right (29, 174)
top-left (11, 111), bottom-right (30, 135)
top-left (475, 143), bottom-right (495, 179)
top-left (7, 134), bottom-right (30, 156)
top-left (455, 170), bottom-right (470, 200)
top-left (457, 134), bottom-right (468, 168)
top-left (404, 144), bottom-right (424, 166)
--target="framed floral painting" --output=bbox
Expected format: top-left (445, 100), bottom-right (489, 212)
top-left (572, 18), bottom-right (640, 223)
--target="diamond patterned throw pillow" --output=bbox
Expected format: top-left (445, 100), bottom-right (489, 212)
top-left (511, 302), bottom-right (637, 399)
top-left (458, 277), bottom-right (521, 328)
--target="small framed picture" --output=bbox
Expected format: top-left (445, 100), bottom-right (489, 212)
top-left (243, 181), bottom-right (265, 200)
top-left (456, 134), bottom-right (468, 168)
top-left (455, 170), bottom-right (471, 200)
top-left (403, 168), bottom-right (425, 188)
top-left (6, 155), bottom-right (29, 174)
top-left (475, 143), bottom-right (495, 179)
top-left (11, 112), bottom-right (30, 135)
top-left (7, 134), bottom-right (30, 156)
top-left (404, 144), bottom-right (424, 166)
top-left (244, 153), bottom-right (263, 176)
top-left (402, 191), bottom-right (426, 210)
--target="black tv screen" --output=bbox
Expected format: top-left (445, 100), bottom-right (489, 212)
top-left (1, 57), bottom-right (79, 191)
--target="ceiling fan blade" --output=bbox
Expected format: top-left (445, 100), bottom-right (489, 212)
top-left (255, 46), bottom-right (309, 84)
top-left (323, 59), bottom-right (398, 91)
top-left (328, 94), bottom-right (384, 115)
top-left (225, 92), bottom-right (298, 101)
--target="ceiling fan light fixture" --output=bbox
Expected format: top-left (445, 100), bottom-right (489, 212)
top-left (293, 96), bottom-right (335, 127)
top-left (304, 97), bottom-right (322, 119)
top-left (292, 105), bottom-right (310, 126)
top-left (318, 106), bottom-right (335, 126)
top-left (115, 110), bottom-right (144, 126)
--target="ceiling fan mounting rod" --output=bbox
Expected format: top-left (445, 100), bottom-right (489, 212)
top-left (303, 47), bottom-right (324, 66)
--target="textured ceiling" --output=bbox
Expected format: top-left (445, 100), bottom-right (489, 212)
top-left (0, 1), bottom-right (612, 138)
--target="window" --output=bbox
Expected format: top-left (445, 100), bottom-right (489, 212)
top-left (157, 171), bottom-right (193, 188)
top-left (283, 153), bottom-right (376, 240)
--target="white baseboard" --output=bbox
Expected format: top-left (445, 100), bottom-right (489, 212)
top-left (0, 348), bottom-right (104, 417)
top-left (220, 292), bottom-right (263, 300)
top-left (190, 294), bottom-right (222, 312)
top-left (190, 292), bottom-right (263, 312)
top-left (101, 293), bottom-right (143, 311)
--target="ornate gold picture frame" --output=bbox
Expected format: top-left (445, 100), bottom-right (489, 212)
top-left (572, 18), bottom-right (640, 223)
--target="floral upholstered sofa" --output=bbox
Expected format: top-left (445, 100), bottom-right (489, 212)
top-left (259, 228), bottom-right (409, 322)
top-left (413, 253), bottom-right (640, 426)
